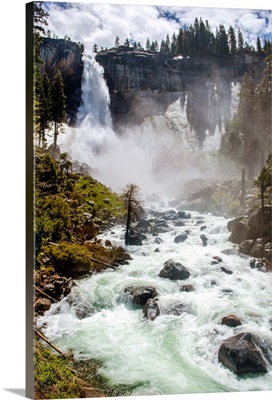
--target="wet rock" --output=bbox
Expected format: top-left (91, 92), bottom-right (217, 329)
top-left (249, 259), bottom-right (256, 268)
top-left (200, 225), bottom-right (207, 231)
top-left (143, 298), bottom-right (160, 320)
top-left (177, 211), bottom-right (191, 219)
top-left (164, 303), bottom-right (187, 316)
top-left (64, 278), bottom-right (76, 297)
top-left (218, 332), bottom-right (268, 374)
top-left (221, 314), bottom-right (242, 327)
top-left (154, 237), bottom-right (164, 245)
top-left (229, 218), bottom-right (251, 244)
top-left (221, 248), bottom-right (240, 256)
top-left (174, 220), bottom-right (185, 227)
top-left (213, 256), bottom-right (222, 263)
top-left (124, 286), bottom-right (158, 305)
top-left (239, 239), bottom-right (254, 255)
top-left (174, 233), bottom-right (188, 243)
top-left (180, 284), bottom-right (194, 292)
top-left (154, 248), bottom-right (160, 253)
top-left (162, 210), bottom-right (177, 220)
top-left (221, 266), bottom-right (233, 275)
top-left (227, 217), bottom-right (244, 232)
top-left (35, 298), bottom-right (51, 312)
top-left (200, 234), bottom-right (208, 247)
top-left (135, 218), bottom-right (152, 233)
top-left (127, 235), bottom-right (142, 246)
top-left (250, 243), bottom-right (265, 258)
top-left (159, 259), bottom-right (190, 281)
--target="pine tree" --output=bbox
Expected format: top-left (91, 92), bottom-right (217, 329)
top-left (255, 54), bottom-right (272, 169)
top-left (228, 26), bottom-right (237, 54)
top-left (165, 34), bottom-right (170, 53)
top-left (238, 29), bottom-right (244, 52)
top-left (51, 71), bottom-right (67, 152)
top-left (170, 33), bottom-right (177, 54)
top-left (33, 1), bottom-right (49, 64)
top-left (256, 36), bottom-right (263, 55)
top-left (216, 24), bottom-right (229, 56)
top-left (146, 38), bottom-right (151, 52)
top-left (176, 29), bottom-right (183, 55)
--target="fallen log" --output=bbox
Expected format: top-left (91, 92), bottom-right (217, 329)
top-left (34, 328), bottom-right (69, 358)
top-left (34, 286), bottom-right (58, 303)
top-left (90, 257), bottom-right (116, 270)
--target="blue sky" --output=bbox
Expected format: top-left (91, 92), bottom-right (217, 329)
top-left (43, 0), bottom-right (272, 52)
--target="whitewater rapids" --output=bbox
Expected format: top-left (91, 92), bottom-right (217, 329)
top-left (37, 199), bottom-right (272, 396)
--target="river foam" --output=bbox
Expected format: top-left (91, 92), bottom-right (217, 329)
top-left (37, 202), bottom-right (272, 396)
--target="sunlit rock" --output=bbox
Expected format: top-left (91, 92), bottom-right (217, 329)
top-left (221, 314), bottom-right (242, 327)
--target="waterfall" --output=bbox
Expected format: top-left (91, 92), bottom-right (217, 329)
top-left (58, 52), bottom-right (116, 164)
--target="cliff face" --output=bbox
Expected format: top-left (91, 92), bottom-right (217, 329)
top-left (96, 49), bottom-right (263, 148)
top-left (39, 38), bottom-right (84, 126)
top-left (39, 39), bottom-right (264, 149)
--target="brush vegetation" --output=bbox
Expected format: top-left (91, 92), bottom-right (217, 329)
top-left (35, 147), bottom-right (127, 275)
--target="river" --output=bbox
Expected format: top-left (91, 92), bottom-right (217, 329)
top-left (37, 197), bottom-right (272, 396)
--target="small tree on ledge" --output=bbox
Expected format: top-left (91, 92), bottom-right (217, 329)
top-left (120, 184), bottom-right (144, 245)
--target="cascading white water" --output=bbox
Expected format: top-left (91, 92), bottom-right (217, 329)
top-left (58, 52), bottom-right (116, 163)
top-left (37, 199), bottom-right (272, 396)
top-left (58, 51), bottom-right (197, 194)
top-left (44, 54), bottom-right (272, 395)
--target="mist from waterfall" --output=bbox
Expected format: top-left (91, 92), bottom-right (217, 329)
top-left (58, 51), bottom-right (239, 196)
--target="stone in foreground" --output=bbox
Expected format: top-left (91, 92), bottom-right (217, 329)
top-left (218, 332), bottom-right (268, 374)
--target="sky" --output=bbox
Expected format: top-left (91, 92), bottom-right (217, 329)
top-left (43, 0), bottom-right (272, 52)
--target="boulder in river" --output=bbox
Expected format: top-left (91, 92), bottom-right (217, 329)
top-left (218, 332), bottom-right (268, 374)
top-left (200, 234), bottom-right (208, 247)
top-left (124, 286), bottom-right (158, 305)
top-left (159, 259), bottom-right (190, 281)
top-left (143, 298), bottom-right (160, 320)
top-left (174, 233), bottom-right (188, 244)
top-left (127, 235), bottom-right (143, 246)
top-left (221, 314), bottom-right (242, 327)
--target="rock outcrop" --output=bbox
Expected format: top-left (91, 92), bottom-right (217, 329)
top-left (40, 38), bottom-right (84, 126)
top-left (39, 39), bottom-right (264, 149)
top-left (96, 49), bottom-right (264, 148)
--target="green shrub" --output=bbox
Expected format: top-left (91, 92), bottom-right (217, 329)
top-left (35, 344), bottom-right (82, 399)
top-left (42, 241), bottom-right (93, 277)
top-left (35, 195), bottom-right (72, 250)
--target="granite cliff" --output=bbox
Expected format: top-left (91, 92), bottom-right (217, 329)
top-left (40, 39), bottom-right (264, 148)
top-left (39, 38), bottom-right (84, 126)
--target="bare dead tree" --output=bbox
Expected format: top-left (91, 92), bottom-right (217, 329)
top-left (120, 184), bottom-right (144, 245)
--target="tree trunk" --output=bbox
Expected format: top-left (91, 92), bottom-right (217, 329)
top-left (125, 197), bottom-right (131, 245)
top-left (53, 121), bottom-right (58, 151)
top-left (261, 184), bottom-right (265, 237)
top-left (240, 168), bottom-right (245, 206)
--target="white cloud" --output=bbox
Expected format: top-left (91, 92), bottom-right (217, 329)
top-left (44, 1), bottom-right (272, 51)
